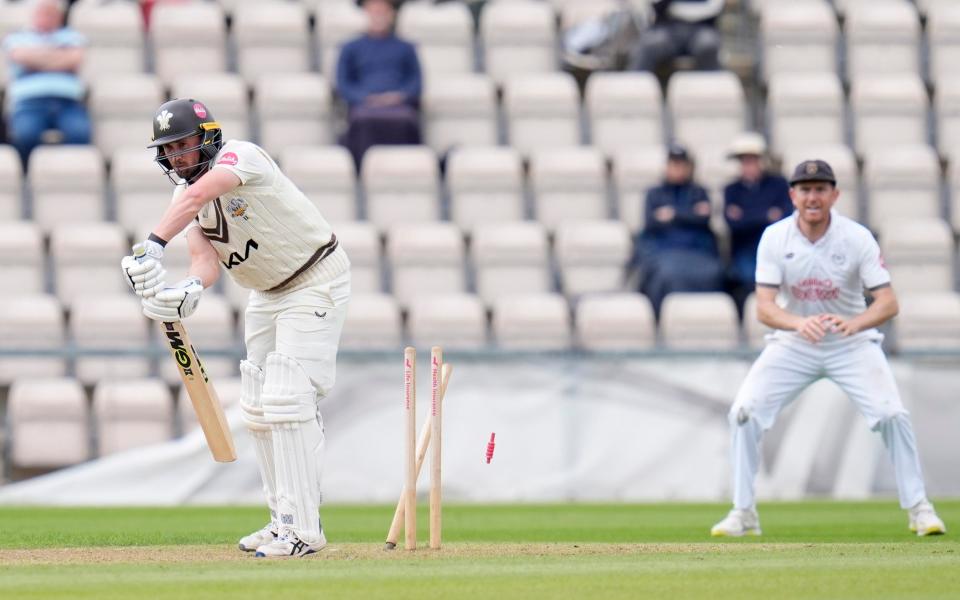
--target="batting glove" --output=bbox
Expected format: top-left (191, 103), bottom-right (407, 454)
top-left (121, 239), bottom-right (166, 298)
top-left (141, 276), bottom-right (203, 322)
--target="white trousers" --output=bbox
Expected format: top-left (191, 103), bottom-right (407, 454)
top-left (729, 336), bottom-right (928, 510)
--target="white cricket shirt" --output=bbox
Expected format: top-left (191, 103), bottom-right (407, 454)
top-left (755, 210), bottom-right (890, 343)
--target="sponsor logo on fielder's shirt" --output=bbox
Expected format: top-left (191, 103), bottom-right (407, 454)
top-left (218, 152), bottom-right (238, 166)
top-left (193, 103), bottom-right (207, 118)
top-left (791, 278), bottom-right (839, 301)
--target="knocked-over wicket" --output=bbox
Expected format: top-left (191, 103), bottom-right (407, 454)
top-left (385, 346), bottom-right (451, 551)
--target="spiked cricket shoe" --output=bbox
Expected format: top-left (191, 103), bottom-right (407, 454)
top-left (909, 500), bottom-right (946, 536)
top-left (238, 523), bottom-right (277, 552)
top-left (711, 508), bottom-right (762, 537)
top-left (255, 530), bottom-right (327, 558)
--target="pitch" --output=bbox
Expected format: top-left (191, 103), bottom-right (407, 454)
top-left (1, 502), bottom-right (957, 599)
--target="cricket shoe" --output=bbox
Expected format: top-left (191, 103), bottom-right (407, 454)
top-left (238, 523), bottom-right (277, 552)
top-left (254, 530), bottom-right (327, 558)
top-left (711, 508), bottom-right (762, 537)
top-left (909, 500), bottom-right (946, 536)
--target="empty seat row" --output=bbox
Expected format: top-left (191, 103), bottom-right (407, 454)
top-left (4, 375), bottom-right (240, 472)
top-left (761, 0), bottom-right (960, 85)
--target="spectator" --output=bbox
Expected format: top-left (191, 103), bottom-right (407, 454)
top-left (723, 132), bottom-right (792, 315)
top-left (336, 0), bottom-right (423, 169)
top-left (630, 143), bottom-right (724, 317)
top-left (629, 0), bottom-right (723, 73)
top-left (3, 0), bottom-right (91, 170)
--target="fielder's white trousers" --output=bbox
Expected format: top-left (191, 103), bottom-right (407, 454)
top-left (729, 336), bottom-right (928, 510)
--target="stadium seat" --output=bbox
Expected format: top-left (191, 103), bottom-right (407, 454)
top-left (255, 73), bottom-right (333, 157)
top-left (480, 0), bottom-right (557, 86)
top-left (170, 73), bottom-right (250, 142)
top-left (0, 294), bottom-right (66, 385)
top-left (742, 293), bottom-right (772, 350)
top-left (89, 74), bottom-right (165, 157)
top-left (471, 221), bottom-right (552, 306)
top-left (28, 145), bottom-right (106, 229)
top-left (781, 144), bottom-right (859, 220)
top-left (422, 74), bottom-right (499, 156)
top-left (316, 1), bottom-right (367, 78)
top-left (863, 145), bottom-right (941, 227)
top-left (407, 293), bottom-right (488, 350)
top-left (529, 146), bottom-right (608, 230)
top-left (880, 218), bottom-right (954, 293)
top-left (760, 0), bottom-right (838, 81)
top-left (667, 71), bottom-right (746, 150)
top-left (158, 295), bottom-right (237, 385)
top-left (69, 0), bottom-right (145, 80)
top-left (575, 292), bottom-right (656, 351)
top-left (0, 221), bottom-right (44, 294)
top-left (72, 294), bottom-right (150, 385)
top-left (150, 1), bottom-right (227, 86)
top-left (950, 158), bottom-right (960, 233)
top-left (447, 146), bottom-right (525, 231)
top-left (504, 72), bottom-right (582, 156)
top-left (850, 74), bottom-right (928, 155)
top-left (50, 222), bottom-right (128, 304)
top-left (935, 79), bottom-right (960, 158)
top-left (584, 72), bottom-right (664, 156)
top-left (0, 144), bottom-right (21, 219)
top-left (396, 1), bottom-right (474, 78)
top-left (845, 0), bottom-right (920, 80)
top-left (767, 73), bottom-right (845, 154)
top-left (232, 1), bottom-right (311, 85)
top-left (339, 292), bottom-right (402, 350)
top-left (695, 145), bottom-right (740, 206)
top-left (613, 145), bottom-right (666, 232)
top-left (895, 292), bottom-right (960, 351)
top-left (362, 146), bottom-right (440, 231)
top-left (387, 222), bottom-right (466, 308)
top-left (112, 147), bottom-right (171, 234)
top-left (93, 379), bottom-right (174, 456)
top-left (659, 292), bottom-right (740, 350)
top-left (928, 2), bottom-right (960, 87)
top-left (334, 221), bottom-right (382, 293)
top-left (178, 376), bottom-right (242, 434)
top-left (492, 293), bottom-right (572, 351)
top-left (7, 378), bottom-right (89, 469)
top-left (280, 145), bottom-right (357, 225)
top-left (554, 220), bottom-right (631, 297)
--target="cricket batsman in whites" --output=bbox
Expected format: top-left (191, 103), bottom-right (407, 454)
top-left (711, 159), bottom-right (946, 538)
top-left (120, 99), bottom-right (351, 557)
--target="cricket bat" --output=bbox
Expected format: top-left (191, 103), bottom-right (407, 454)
top-left (161, 320), bottom-right (237, 462)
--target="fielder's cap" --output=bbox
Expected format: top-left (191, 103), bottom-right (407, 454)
top-left (789, 159), bottom-right (836, 185)
top-left (667, 142), bottom-right (691, 162)
top-left (727, 132), bottom-right (766, 158)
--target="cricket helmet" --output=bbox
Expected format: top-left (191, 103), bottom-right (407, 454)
top-left (148, 98), bottom-right (223, 184)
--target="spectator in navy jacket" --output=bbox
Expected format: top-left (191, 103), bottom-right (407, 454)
top-left (630, 0), bottom-right (723, 73)
top-left (630, 143), bottom-right (724, 317)
top-left (336, 0), bottom-right (422, 168)
top-left (723, 132), bottom-right (792, 314)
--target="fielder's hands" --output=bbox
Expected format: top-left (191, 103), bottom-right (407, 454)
top-left (796, 314), bottom-right (859, 342)
top-left (121, 240), bottom-right (166, 298)
top-left (141, 277), bottom-right (203, 322)
top-left (821, 313), bottom-right (859, 337)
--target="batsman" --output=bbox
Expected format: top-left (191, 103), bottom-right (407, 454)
top-left (120, 98), bottom-right (351, 558)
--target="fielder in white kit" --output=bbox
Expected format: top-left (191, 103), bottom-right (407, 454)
top-left (711, 160), bottom-right (946, 537)
top-left (120, 98), bottom-right (351, 557)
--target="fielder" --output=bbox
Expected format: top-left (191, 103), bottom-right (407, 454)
top-left (120, 99), bottom-right (351, 557)
top-left (711, 160), bottom-right (946, 537)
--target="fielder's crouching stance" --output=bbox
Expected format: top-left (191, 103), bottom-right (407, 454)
top-left (711, 160), bottom-right (946, 538)
top-left (120, 99), bottom-right (351, 557)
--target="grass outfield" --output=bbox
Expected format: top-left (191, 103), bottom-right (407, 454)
top-left (0, 502), bottom-right (957, 599)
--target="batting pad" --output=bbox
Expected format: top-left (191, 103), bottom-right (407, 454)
top-left (240, 360), bottom-right (279, 526)
top-left (261, 352), bottom-right (325, 544)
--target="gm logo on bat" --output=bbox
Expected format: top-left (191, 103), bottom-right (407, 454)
top-left (164, 322), bottom-right (210, 383)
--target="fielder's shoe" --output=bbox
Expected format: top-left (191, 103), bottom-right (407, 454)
top-left (238, 523), bottom-right (277, 552)
top-left (909, 500), bottom-right (946, 536)
top-left (711, 508), bottom-right (762, 537)
top-left (254, 529), bottom-right (327, 558)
